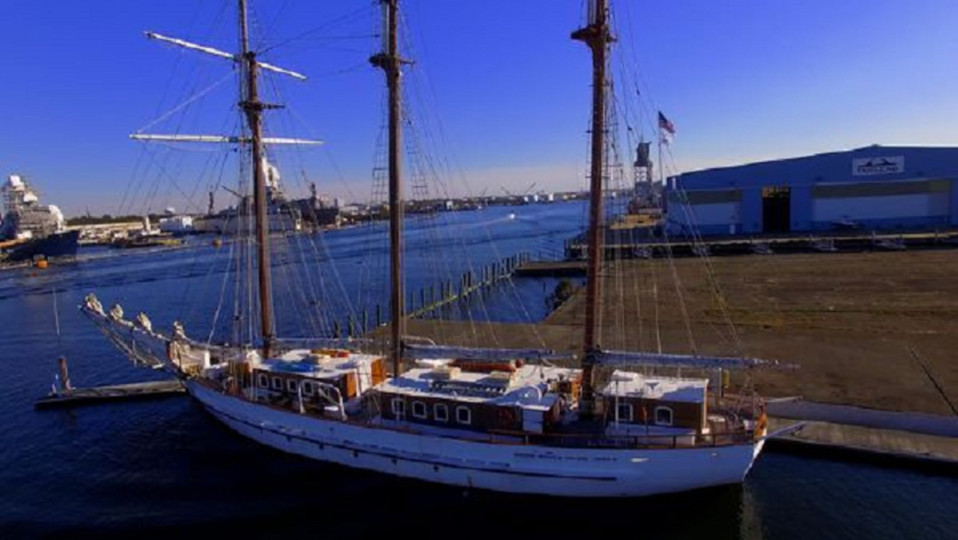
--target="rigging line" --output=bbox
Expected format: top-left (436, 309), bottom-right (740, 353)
top-left (256, 0), bottom-right (291, 49)
top-left (281, 102), bottom-right (362, 205)
top-left (293, 44), bottom-right (378, 54)
top-left (263, 76), bottom-right (360, 334)
top-left (659, 219), bottom-right (698, 355)
top-left (612, 2), bottom-right (668, 142)
top-left (400, 33), bottom-right (546, 349)
top-left (651, 253), bottom-right (662, 354)
top-left (670, 185), bottom-right (744, 353)
top-left (209, 234), bottom-right (239, 345)
top-left (123, 76), bottom-right (229, 216)
top-left (611, 83), bottom-right (644, 353)
top-left (134, 72), bottom-right (235, 134)
top-left (52, 286), bottom-right (62, 353)
top-left (259, 3), bottom-right (376, 55)
top-left (138, 143), bottom-right (224, 215)
top-left (296, 33), bottom-right (381, 42)
top-left (656, 133), bottom-right (744, 353)
top-left (401, 104), bottom-right (496, 349)
top-left (607, 94), bottom-right (629, 351)
top-left (181, 148), bottom-right (235, 329)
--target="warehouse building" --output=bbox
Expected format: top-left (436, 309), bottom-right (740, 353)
top-left (664, 145), bottom-right (958, 236)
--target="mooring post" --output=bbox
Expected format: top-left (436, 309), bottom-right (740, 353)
top-left (57, 356), bottom-right (72, 393)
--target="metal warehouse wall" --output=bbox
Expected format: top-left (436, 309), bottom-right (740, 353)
top-left (666, 146), bottom-right (958, 235)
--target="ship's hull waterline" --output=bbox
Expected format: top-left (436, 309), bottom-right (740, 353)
top-left (189, 381), bottom-right (765, 498)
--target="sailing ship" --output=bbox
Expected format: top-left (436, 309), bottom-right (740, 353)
top-left (83, 0), bottom-right (798, 497)
top-left (0, 174), bottom-right (80, 262)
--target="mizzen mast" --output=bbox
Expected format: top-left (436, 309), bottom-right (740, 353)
top-left (572, 0), bottom-right (613, 414)
top-left (370, 0), bottom-right (406, 377)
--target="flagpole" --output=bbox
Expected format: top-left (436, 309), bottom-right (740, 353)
top-left (658, 133), bottom-right (664, 187)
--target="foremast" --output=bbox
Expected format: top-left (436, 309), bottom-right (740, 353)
top-left (129, 1), bottom-right (318, 358)
top-left (238, 0), bottom-right (275, 357)
top-left (370, 0), bottom-right (406, 377)
top-left (572, 0), bottom-right (613, 415)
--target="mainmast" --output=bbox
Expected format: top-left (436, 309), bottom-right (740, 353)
top-left (572, 0), bottom-right (613, 414)
top-left (370, 0), bottom-right (404, 376)
top-left (238, 0), bottom-right (275, 357)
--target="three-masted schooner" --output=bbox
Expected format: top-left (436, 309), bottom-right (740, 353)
top-left (84, 0), bottom-right (796, 497)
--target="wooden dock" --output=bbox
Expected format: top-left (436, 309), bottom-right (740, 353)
top-left (34, 380), bottom-right (186, 409)
top-left (514, 260), bottom-right (586, 277)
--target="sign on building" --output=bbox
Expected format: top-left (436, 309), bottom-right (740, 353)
top-left (852, 156), bottom-right (904, 176)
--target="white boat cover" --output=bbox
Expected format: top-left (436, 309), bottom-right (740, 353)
top-left (404, 343), bottom-right (575, 362)
top-left (592, 349), bottom-right (794, 370)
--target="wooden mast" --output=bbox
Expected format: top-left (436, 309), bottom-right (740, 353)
top-left (572, 0), bottom-right (612, 414)
top-left (239, 0), bottom-right (275, 357)
top-left (370, 0), bottom-right (404, 376)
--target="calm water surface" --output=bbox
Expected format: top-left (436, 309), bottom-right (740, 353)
top-left (1, 202), bottom-right (956, 539)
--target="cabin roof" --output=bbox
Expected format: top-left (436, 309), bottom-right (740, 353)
top-left (254, 349), bottom-right (380, 379)
top-left (378, 364), bottom-right (579, 411)
top-left (599, 371), bottom-right (707, 403)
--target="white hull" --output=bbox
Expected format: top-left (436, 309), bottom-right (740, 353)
top-left (189, 381), bottom-right (765, 497)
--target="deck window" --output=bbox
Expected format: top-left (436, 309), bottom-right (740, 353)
top-left (411, 401), bottom-right (428, 419)
top-left (455, 405), bottom-right (472, 425)
top-left (287, 379), bottom-right (298, 393)
top-left (391, 398), bottom-right (405, 418)
top-left (302, 381), bottom-right (313, 396)
top-left (257, 374), bottom-right (268, 388)
top-left (655, 406), bottom-right (674, 426)
top-left (616, 402), bottom-right (634, 423)
top-left (434, 403), bottom-right (449, 422)
top-left (271, 376), bottom-right (283, 391)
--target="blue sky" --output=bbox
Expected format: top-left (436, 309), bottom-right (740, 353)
top-left (1, 1), bottom-right (956, 216)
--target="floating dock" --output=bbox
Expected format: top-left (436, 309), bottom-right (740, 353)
top-left (35, 380), bottom-right (186, 409)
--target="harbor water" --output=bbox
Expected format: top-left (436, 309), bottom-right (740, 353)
top-left (1, 201), bottom-right (956, 539)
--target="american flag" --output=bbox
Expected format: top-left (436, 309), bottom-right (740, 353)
top-left (657, 111), bottom-right (675, 135)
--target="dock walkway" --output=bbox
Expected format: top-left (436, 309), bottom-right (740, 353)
top-left (35, 380), bottom-right (186, 409)
top-left (767, 418), bottom-right (958, 470)
top-left (765, 399), bottom-right (958, 470)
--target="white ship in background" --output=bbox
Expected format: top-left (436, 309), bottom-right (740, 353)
top-left (0, 174), bottom-right (79, 262)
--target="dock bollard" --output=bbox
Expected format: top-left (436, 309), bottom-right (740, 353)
top-left (57, 356), bottom-right (72, 392)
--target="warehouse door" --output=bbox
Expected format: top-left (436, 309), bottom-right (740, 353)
top-left (762, 186), bottom-right (791, 233)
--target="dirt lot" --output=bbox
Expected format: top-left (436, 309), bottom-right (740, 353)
top-left (404, 250), bottom-right (958, 415)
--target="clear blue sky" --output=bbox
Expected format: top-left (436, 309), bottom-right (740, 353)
top-left (1, 1), bottom-right (956, 216)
